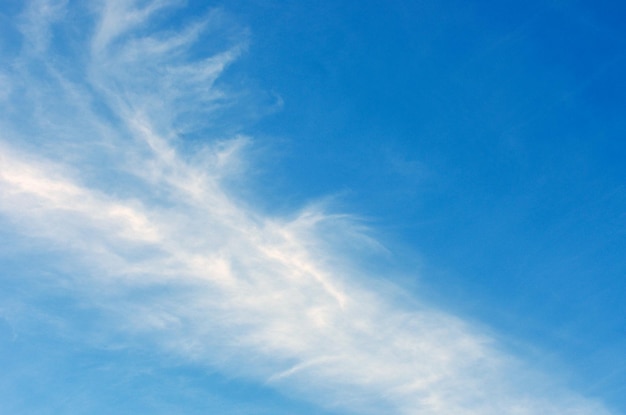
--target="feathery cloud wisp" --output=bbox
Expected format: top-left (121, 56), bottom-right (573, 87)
top-left (0, 1), bottom-right (614, 414)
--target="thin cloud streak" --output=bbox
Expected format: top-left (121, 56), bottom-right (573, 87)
top-left (0, 1), bottom-right (615, 414)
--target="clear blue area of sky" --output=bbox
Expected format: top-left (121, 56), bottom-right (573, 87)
top-left (1, 0), bottom-right (625, 414)
top-left (216, 0), bottom-right (626, 409)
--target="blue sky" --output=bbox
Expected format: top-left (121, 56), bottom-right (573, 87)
top-left (0, 1), bottom-right (625, 414)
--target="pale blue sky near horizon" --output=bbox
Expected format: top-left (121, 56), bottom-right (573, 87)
top-left (0, 1), bottom-right (625, 414)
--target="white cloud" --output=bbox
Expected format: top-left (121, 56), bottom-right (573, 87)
top-left (0, 1), bottom-right (616, 414)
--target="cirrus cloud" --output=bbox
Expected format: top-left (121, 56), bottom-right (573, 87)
top-left (0, 1), bottom-right (615, 415)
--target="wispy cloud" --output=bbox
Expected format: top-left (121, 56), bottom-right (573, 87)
top-left (0, 1), bottom-right (615, 414)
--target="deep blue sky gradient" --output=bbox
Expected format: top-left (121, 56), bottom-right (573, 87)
top-left (220, 0), bottom-right (626, 407)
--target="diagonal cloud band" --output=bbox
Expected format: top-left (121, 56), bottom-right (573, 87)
top-left (0, 1), bottom-right (615, 414)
